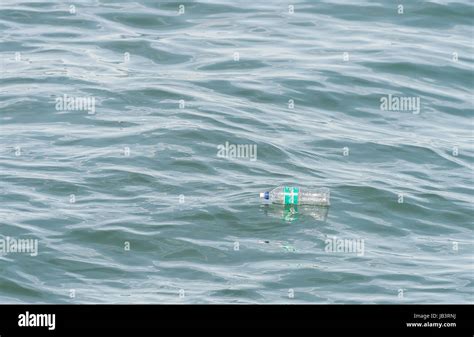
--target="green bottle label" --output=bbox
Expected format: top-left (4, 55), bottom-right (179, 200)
top-left (283, 186), bottom-right (299, 205)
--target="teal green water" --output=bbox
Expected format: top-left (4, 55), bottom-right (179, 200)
top-left (0, 0), bottom-right (473, 303)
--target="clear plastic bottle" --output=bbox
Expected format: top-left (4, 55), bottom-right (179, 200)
top-left (259, 186), bottom-right (330, 206)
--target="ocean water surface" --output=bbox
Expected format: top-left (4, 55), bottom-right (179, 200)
top-left (0, 0), bottom-right (473, 303)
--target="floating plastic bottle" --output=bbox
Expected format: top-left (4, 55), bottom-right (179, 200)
top-left (259, 186), bottom-right (330, 206)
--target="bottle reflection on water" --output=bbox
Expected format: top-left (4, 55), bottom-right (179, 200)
top-left (260, 204), bottom-right (329, 223)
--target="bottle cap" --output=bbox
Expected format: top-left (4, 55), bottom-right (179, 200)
top-left (259, 192), bottom-right (265, 198)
